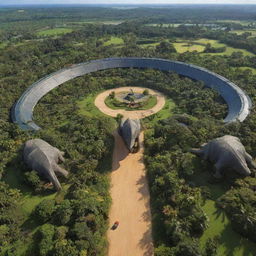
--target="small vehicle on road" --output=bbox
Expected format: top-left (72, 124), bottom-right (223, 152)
top-left (111, 221), bottom-right (119, 230)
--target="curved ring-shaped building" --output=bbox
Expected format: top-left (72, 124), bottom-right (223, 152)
top-left (12, 57), bottom-right (251, 130)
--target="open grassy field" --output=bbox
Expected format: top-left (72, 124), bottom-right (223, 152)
top-left (201, 200), bottom-right (256, 256)
top-left (145, 23), bottom-right (181, 28)
top-left (77, 92), bottom-right (108, 118)
top-left (77, 91), bottom-right (118, 131)
top-left (103, 36), bottom-right (124, 46)
top-left (217, 20), bottom-right (255, 25)
top-left (191, 170), bottom-right (256, 256)
top-left (193, 38), bottom-right (223, 46)
top-left (174, 38), bottom-right (254, 56)
top-left (234, 67), bottom-right (256, 75)
top-left (229, 29), bottom-right (256, 37)
top-left (198, 39), bottom-right (254, 56)
top-left (173, 42), bottom-right (205, 53)
top-left (100, 21), bottom-right (123, 25)
top-left (69, 20), bottom-right (123, 25)
top-left (143, 98), bottom-right (176, 125)
top-left (138, 37), bottom-right (254, 56)
top-left (37, 27), bottom-right (73, 36)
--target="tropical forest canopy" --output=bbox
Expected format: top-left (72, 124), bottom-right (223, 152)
top-left (1, 4), bottom-right (256, 256)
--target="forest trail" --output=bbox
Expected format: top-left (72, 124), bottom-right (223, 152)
top-left (107, 130), bottom-right (154, 256)
top-left (94, 86), bottom-right (165, 119)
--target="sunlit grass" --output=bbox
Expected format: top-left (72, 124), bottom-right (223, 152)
top-left (77, 92), bottom-right (107, 118)
top-left (143, 98), bottom-right (176, 126)
top-left (173, 38), bottom-right (254, 56)
top-left (103, 36), bottom-right (124, 46)
top-left (217, 20), bottom-right (254, 26)
top-left (69, 20), bottom-right (123, 25)
top-left (191, 170), bottom-right (256, 256)
top-left (200, 199), bottom-right (256, 256)
top-left (145, 23), bottom-right (181, 27)
top-left (233, 67), bottom-right (256, 75)
top-left (173, 42), bottom-right (205, 53)
top-left (229, 29), bottom-right (256, 37)
top-left (195, 38), bottom-right (254, 56)
top-left (37, 28), bottom-right (73, 36)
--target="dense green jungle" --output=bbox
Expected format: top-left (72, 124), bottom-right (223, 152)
top-left (1, 5), bottom-right (256, 256)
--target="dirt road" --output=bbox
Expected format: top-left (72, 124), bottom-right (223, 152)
top-left (94, 87), bottom-right (165, 255)
top-left (94, 87), bottom-right (165, 119)
top-left (107, 131), bottom-right (154, 256)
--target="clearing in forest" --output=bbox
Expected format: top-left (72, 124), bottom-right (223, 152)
top-left (94, 87), bottom-right (165, 119)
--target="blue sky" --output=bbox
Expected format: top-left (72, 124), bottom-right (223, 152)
top-left (1, 0), bottom-right (256, 5)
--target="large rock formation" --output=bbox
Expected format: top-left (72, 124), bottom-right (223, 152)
top-left (190, 135), bottom-right (256, 178)
top-left (24, 139), bottom-right (68, 190)
top-left (119, 118), bottom-right (141, 153)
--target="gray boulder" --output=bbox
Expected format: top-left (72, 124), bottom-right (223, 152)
top-left (119, 118), bottom-right (141, 152)
top-left (24, 139), bottom-right (68, 190)
top-left (190, 135), bottom-right (256, 178)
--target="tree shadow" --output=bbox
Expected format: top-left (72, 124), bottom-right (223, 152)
top-left (112, 130), bottom-right (129, 171)
top-left (96, 135), bottom-right (115, 174)
top-left (3, 152), bottom-right (30, 190)
top-left (3, 153), bottom-right (55, 195)
top-left (4, 164), bottom-right (55, 196)
top-left (150, 211), bottom-right (167, 245)
top-left (206, 201), bottom-right (256, 256)
top-left (213, 206), bottom-right (227, 223)
top-left (21, 214), bottom-right (40, 231)
top-left (217, 221), bottom-right (254, 256)
top-left (139, 229), bottom-right (154, 256)
top-left (141, 206), bottom-right (152, 222)
top-left (136, 172), bottom-right (150, 201)
top-left (3, 154), bottom-right (57, 232)
top-left (190, 168), bottom-right (230, 201)
top-left (135, 153), bottom-right (154, 255)
top-left (138, 150), bottom-right (145, 164)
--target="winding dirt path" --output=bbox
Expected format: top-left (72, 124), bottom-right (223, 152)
top-left (94, 87), bottom-right (165, 119)
top-left (94, 87), bottom-right (165, 255)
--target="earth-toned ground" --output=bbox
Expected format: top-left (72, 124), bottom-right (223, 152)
top-left (95, 87), bottom-right (165, 256)
top-left (94, 87), bottom-right (165, 119)
top-left (107, 131), bottom-right (154, 256)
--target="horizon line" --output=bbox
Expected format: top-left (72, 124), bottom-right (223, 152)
top-left (1, 3), bottom-right (256, 6)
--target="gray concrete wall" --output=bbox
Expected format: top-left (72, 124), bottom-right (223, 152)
top-left (11, 58), bottom-right (252, 130)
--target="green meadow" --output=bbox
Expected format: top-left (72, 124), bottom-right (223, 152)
top-left (103, 36), bottom-right (124, 46)
top-left (37, 28), bottom-right (73, 36)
